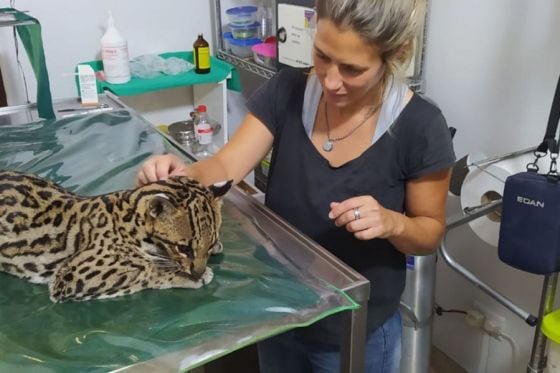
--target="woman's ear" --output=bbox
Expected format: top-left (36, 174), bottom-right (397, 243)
top-left (395, 40), bottom-right (413, 65)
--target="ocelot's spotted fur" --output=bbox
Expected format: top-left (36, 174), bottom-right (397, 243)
top-left (0, 171), bottom-right (232, 303)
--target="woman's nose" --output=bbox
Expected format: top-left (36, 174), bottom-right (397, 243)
top-left (324, 65), bottom-right (343, 91)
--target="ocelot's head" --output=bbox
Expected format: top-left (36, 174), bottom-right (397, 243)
top-left (141, 176), bottom-right (233, 279)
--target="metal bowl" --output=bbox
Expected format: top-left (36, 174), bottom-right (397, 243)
top-left (168, 120), bottom-right (196, 148)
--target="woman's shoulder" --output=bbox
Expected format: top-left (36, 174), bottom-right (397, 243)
top-left (274, 67), bottom-right (311, 86)
top-left (404, 93), bottom-right (444, 122)
top-left (391, 92), bottom-right (452, 147)
top-left (397, 93), bottom-right (455, 177)
top-left (277, 66), bottom-right (312, 77)
top-left (254, 67), bottom-right (309, 98)
top-left (392, 93), bottom-right (449, 140)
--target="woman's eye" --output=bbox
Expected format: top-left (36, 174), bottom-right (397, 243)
top-left (341, 65), bottom-right (362, 76)
top-left (315, 52), bottom-right (329, 62)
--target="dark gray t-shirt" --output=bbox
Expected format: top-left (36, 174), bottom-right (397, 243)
top-left (247, 67), bottom-right (455, 344)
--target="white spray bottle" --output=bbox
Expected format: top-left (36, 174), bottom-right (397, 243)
top-left (101, 11), bottom-right (131, 84)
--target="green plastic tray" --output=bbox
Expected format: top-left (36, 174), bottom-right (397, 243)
top-left (77, 51), bottom-right (237, 96)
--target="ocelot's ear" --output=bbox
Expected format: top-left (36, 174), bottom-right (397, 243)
top-left (209, 180), bottom-right (233, 198)
top-left (148, 195), bottom-right (175, 218)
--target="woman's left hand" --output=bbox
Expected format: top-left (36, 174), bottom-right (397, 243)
top-left (328, 196), bottom-right (403, 240)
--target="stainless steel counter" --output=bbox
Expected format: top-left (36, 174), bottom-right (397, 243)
top-left (0, 92), bottom-right (125, 127)
top-left (0, 97), bottom-right (370, 373)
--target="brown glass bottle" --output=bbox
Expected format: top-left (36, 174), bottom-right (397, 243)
top-left (193, 33), bottom-right (211, 74)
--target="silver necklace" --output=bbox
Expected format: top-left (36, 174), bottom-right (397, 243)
top-left (322, 99), bottom-right (383, 152)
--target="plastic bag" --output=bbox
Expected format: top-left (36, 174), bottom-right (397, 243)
top-left (130, 54), bottom-right (193, 79)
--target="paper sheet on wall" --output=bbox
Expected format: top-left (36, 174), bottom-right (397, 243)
top-left (277, 4), bottom-right (315, 68)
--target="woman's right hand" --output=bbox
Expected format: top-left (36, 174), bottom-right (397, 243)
top-left (136, 154), bottom-right (188, 185)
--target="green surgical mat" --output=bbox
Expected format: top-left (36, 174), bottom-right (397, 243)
top-left (0, 109), bottom-right (357, 372)
top-left (1, 8), bottom-right (55, 119)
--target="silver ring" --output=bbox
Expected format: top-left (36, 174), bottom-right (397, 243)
top-left (353, 208), bottom-right (361, 221)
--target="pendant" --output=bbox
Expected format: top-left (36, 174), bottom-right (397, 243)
top-left (323, 140), bottom-right (334, 152)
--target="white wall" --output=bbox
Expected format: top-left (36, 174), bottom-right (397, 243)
top-left (0, 0), bottom-right (213, 125)
top-left (425, 1), bottom-right (560, 372)
top-left (3, 1), bottom-right (560, 371)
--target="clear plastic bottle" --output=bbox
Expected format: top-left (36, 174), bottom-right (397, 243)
top-left (194, 105), bottom-right (213, 158)
top-left (101, 11), bottom-right (131, 84)
top-left (259, 0), bottom-right (274, 39)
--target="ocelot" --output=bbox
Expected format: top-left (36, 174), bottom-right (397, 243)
top-left (0, 170), bottom-right (232, 302)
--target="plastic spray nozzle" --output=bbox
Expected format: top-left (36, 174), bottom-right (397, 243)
top-left (107, 10), bottom-right (115, 28)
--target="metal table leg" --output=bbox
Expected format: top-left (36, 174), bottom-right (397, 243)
top-left (527, 273), bottom-right (558, 373)
top-left (341, 301), bottom-right (368, 373)
top-left (400, 253), bottom-right (437, 373)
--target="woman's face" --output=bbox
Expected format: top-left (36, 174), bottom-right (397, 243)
top-left (313, 19), bottom-right (385, 108)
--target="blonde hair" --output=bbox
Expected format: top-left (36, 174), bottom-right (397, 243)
top-left (316, 0), bottom-right (426, 81)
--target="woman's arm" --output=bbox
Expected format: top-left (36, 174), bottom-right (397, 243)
top-left (329, 168), bottom-right (451, 255)
top-left (388, 168), bottom-right (451, 254)
top-left (137, 113), bottom-right (274, 186)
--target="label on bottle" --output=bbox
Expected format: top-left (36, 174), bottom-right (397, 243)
top-left (102, 46), bottom-right (130, 83)
top-left (196, 123), bottom-right (213, 145)
top-left (77, 64), bottom-right (99, 106)
top-left (196, 47), bottom-right (211, 69)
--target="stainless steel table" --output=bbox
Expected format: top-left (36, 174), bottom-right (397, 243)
top-left (0, 95), bottom-right (370, 372)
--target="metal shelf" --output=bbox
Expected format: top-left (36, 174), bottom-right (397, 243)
top-left (212, 1), bottom-right (427, 90)
top-left (0, 10), bottom-right (37, 27)
top-left (0, 19), bottom-right (36, 27)
top-left (217, 50), bottom-right (276, 80)
top-left (218, 47), bottom-right (423, 90)
top-left (408, 78), bottom-right (424, 93)
top-left (212, 0), bottom-right (276, 80)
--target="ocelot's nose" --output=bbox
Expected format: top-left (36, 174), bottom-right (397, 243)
top-left (190, 262), bottom-right (206, 279)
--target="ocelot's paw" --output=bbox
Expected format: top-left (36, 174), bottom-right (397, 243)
top-left (190, 267), bottom-right (214, 288)
top-left (209, 241), bottom-right (223, 255)
top-left (201, 267), bottom-right (214, 285)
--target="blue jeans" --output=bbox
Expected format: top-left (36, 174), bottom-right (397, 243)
top-left (258, 312), bottom-right (402, 373)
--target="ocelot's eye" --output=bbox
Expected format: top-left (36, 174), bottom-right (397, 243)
top-left (177, 245), bottom-right (195, 259)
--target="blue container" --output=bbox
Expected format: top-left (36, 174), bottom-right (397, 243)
top-left (226, 6), bottom-right (258, 26)
top-left (230, 21), bottom-right (260, 40)
top-left (223, 32), bottom-right (261, 58)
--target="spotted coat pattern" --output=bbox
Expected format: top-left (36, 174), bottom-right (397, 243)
top-left (0, 171), bottom-right (231, 302)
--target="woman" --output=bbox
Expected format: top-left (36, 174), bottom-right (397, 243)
top-left (137, 0), bottom-right (455, 371)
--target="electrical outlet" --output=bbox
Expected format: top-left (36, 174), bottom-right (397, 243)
top-left (474, 300), bottom-right (505, 330)
top-left (465, 309), bottom-right (485, 327)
